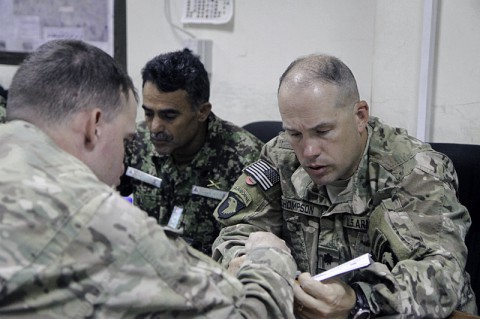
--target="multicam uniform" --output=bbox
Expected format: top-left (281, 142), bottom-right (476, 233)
top-left (213, 116), bottom-right (477, 317)
top-left (0, 120), bottom-right (296, 319)
top-left (118, 113), bottom-right (263, 254)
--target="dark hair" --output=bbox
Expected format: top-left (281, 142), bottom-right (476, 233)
top-left (7, 39), bottom-right (137, 124)
top-left (278, 54), bottom-right (359, 103)
top-left (141, 48), bottom-right (209, 110)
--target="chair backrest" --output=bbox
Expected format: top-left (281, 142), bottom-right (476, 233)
top-left (242, 121), bottom-right (284, 143)
top-left (430, 142), bottom-right (480, 310)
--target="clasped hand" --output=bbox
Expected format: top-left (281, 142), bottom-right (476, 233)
top-left (227, 231), bottom-right (291, 275)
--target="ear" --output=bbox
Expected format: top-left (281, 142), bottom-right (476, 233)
top-left (197, 102), bottom-right (212, 122)
top-left (354, 100), bottom-right (369, 133)
top-left (84, 108), bottom-right (103, 151)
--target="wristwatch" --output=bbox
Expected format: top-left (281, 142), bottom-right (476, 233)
top-left (349, 283), bottom-right (371, 319)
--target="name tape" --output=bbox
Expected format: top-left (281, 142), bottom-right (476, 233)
top-left (126, 167), bottom-right (162, 188)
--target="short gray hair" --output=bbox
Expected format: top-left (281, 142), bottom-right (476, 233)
top-left (278, 54), bottom-right (359, 104)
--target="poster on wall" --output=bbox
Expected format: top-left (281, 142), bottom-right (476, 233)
top-left (181, 0), bottom-right (233, 25)
top-left (0, 0), bottom-right (115, 64)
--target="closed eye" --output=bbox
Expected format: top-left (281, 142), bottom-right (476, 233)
top-left (286, 130), bottom-right (301, 139)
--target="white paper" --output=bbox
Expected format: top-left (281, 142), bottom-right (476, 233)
top-left (0, 0), bottom-right (114, 55)
top-left (313, 253), bottom-right (372, 282)
top-left (181, 0), bottom-right (233, 25)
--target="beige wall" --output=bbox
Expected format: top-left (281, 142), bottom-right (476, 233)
top-left (1, 0), bottom-right (479, 144)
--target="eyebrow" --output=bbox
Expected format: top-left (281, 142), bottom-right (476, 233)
top-left (284, 121), bottom-right (334, 132)
top-left (141, 105), bottom-right (180, 115)
top-left (141, 105), bottom-right (153, 112)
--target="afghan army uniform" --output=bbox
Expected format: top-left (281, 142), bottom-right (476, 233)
top-left (0, 95), bottom-right (6, 123)
top-left (0, 120), bottom-right (296, 318)
top-left (213, 116), bottom-right (477, 317)
top-left (117, 113), bottom-right (264, 255)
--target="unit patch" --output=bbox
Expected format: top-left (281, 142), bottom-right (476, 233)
top-left (371, 229), bottom-right (398, 270)
top-left (244, 160), bottom-right (280, 191)
top-left (216, 186), bottom-right (251, 219)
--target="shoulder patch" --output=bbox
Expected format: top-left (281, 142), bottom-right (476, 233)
top-left (244, 160), bottom-right (280, 191)
top-left (217, 192), bottom-right (246, 219)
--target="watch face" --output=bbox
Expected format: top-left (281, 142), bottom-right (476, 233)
top-left (353, 309), bottom-right (371, 319)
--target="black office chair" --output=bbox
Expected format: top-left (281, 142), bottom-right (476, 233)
top-left (242, 121), bottom-right (283, 143)
top-left (429, 142), bottom-right (480, 311)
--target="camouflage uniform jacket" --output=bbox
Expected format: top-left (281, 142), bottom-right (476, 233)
top-left (212, 116), bottom-right (477, 317)
top-left (117, 113), bottom-right (264, 255)
top-left (0, 120), bottom-right (296, 319)
top-left (0, 95), bottom-right (6, 123)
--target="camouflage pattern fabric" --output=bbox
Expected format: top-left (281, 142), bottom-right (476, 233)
top-left (212, 116), bottom-right (477, 317)
top-left (117, 112), bottom-right (264, 255)
top-left (0, 120), bottom-right (296, 319)
top-left (0, 96), bottom-right (6, 123)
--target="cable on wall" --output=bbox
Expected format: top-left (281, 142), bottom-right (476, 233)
top-left (164, 0), bottom-right (196, 45)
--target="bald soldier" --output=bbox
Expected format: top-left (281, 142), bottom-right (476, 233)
top-left (212, 54), bottom-right (476, 318)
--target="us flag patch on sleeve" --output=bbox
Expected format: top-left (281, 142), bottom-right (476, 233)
top-left (244, 160), bottom-right (280, 191)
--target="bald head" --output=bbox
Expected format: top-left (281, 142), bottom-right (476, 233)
top-left (278, 54), bottom-right (360, 108)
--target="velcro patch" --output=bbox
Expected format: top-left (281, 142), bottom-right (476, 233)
top-left (281, 197), bottom-right (321, 217)
top-left (343, 215), bottom-right (369, 231)
top-left (217, 192), bottom-right (246, 219)
top-left (244, 160), bottom-right (280, 191)
top-left (232, 185), bottom-right (252, 206)
top-left (371, 229), bottom-right (398, 270)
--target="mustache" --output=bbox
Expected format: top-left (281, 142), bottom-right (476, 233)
top-left (150, 132), bottom-right (173, 142)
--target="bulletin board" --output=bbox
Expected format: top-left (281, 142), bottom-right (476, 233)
top-left (0, 0), bottom-right (126, 70)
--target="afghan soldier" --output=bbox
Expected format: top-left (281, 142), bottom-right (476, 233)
top-left (212, 54), bottom-right (477, 318)
top-left (117, 49), bottom-right (263, 255)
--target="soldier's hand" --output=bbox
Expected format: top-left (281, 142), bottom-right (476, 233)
top-left (227, 255), bottom-right (246, 276)
top-left (245, 231), bottom-right (291, 254)
top-left (293, 273), bottom-right (355, 319)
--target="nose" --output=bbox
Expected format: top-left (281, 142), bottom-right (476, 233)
top-left (149, 115), bottom-right (165, 133)
top-left (302, 137), bottom-right (321, 159)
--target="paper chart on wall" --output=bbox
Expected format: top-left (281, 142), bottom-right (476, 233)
top-left (0, 0), bottom-right (114, 56)
top-left (181, 0), bottom-right (233, 25)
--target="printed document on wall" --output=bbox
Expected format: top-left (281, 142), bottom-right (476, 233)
top-left (0, 0), bottom-right (114, 56)
top-left (181, 0), bottom-right (233, 25)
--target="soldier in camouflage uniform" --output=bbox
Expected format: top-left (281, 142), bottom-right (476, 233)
top-left (0, 39), bottom-right (297, 318)
top-left (212, 54), bottom-right (477, 318)
top-left (117, 49), bottom-right (263, 255)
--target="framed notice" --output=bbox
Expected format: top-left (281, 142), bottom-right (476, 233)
top-left (0, 0), bottom-right (126, 69)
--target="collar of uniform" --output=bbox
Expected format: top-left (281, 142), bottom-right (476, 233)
top-left (291, 166), bottom-right (314, 198)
